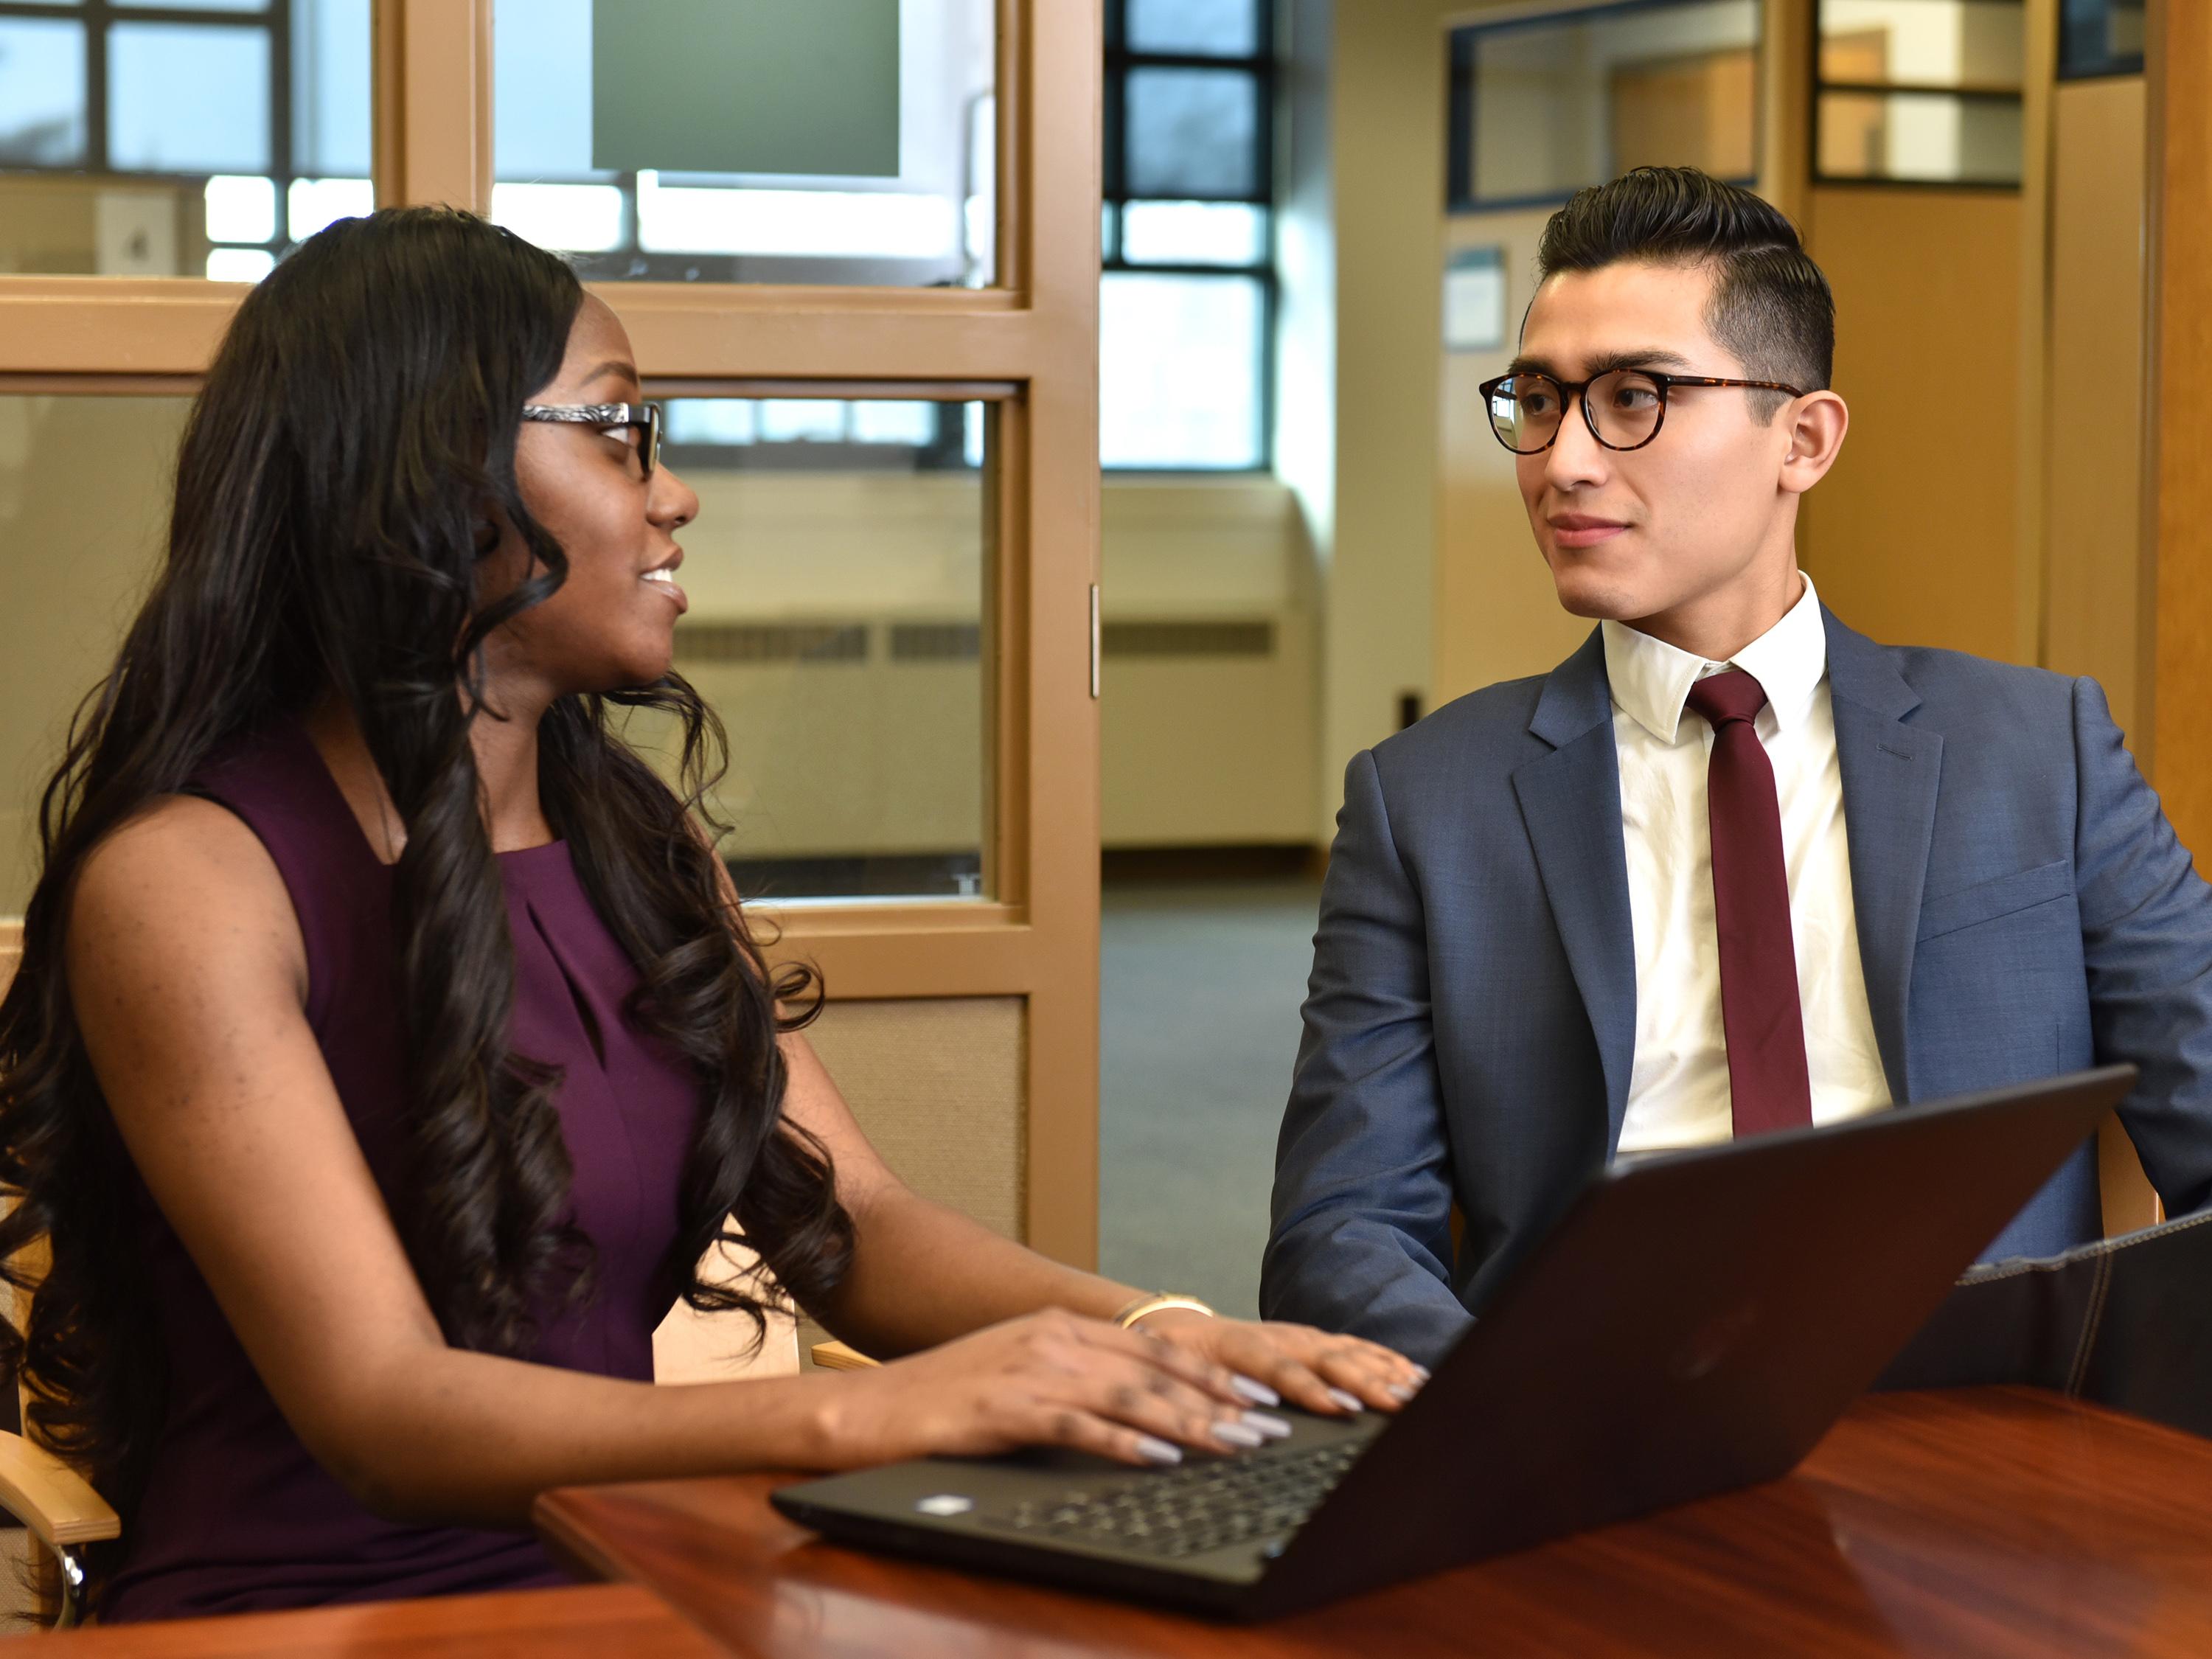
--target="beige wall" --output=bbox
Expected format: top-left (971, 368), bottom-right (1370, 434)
top-left (0, 396), bottom-right (187, 911)
top-left (1435, 204), bottom-right (1597, 704)
top-left (1099, 480), bottom-right (1317, 846)
top-left (1323, 1), bottom-right (1446, 824)
top-left (1276, 0), bottom-right (1461, 841)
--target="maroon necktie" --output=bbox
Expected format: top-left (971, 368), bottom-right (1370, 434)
top-left (1685, 669), bottom-right (1813, 1136)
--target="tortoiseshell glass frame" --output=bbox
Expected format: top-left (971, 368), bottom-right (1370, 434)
top-left (1476, 369), bottom-right (1806, 455)
top-left (519, 401), bottom-right (664, 480)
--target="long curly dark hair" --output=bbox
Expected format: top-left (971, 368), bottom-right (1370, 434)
top-left (0, 207), bottom-right (853, 1603)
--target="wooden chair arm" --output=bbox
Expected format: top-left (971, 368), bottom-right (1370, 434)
top-left (809, 1340), bottom-right (880, 1371)
top-left (0, 1430), bottom-right (117, 1552)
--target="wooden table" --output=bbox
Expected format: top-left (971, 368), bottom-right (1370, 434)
top-left (41, 1583), bottom-right (726, 1657)
top-left (535, 1387), bottom-right (2212, 1656)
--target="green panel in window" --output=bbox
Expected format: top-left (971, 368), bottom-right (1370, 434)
top-left (591, 0), bottom-right (900, 177)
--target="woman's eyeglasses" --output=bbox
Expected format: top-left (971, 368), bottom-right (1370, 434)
top-left (520, 401), bottom-right (664, 481)
top-left (1476, 369), bottom-right (1804, 455)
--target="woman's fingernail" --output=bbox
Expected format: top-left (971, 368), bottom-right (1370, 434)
top-left (1242, 1411), bottom-right (1293, 1439)
top-left (1386, 1382), bottom-right (1417, 1403)
top-left (1328, 1388), bottom-right (1366, 1413)
top-left (1231, 1374), bottom-right (1281, 1406)
top-left (1410, 1364), bottom-right (1432, 1382)
top-left (1211, 1420), bottom-right (1266, 1449)
top-left (1136, 1435), bottom-right (1183, 1465)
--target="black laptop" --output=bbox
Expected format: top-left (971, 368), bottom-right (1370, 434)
top-left (771, 1065), bottom-right (2136, 1620)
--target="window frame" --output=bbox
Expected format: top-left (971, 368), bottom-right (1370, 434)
top-left (1809, 0), bottom-right (2028, 192)
top-left (1099, 0), bottom-right (1275, 475)
top-left (2056, 0), bottom-right (2144, 81)
top-left (1445, 0), bottom-right (1766, 215)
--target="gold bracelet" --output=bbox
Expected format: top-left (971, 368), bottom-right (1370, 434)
top-left (1113, 1292), bottom-right (1216, 1330)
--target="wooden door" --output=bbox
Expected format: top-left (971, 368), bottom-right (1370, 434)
top-left (0, 0), bottom-right (1105, 1267)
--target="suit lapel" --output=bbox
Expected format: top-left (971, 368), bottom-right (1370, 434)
top-left (1823, 610), bottom-right (1942, 1103)
top-left (1512, 630), bottom-right (1638, 1147)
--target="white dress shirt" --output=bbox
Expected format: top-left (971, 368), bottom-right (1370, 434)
top-left (1604, 574), bottom-right (1891, 1153)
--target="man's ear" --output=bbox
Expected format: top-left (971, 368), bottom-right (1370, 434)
top-left (1778, 390), bottom-right (1848, 496)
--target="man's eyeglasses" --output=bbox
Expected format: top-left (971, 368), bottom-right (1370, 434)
top-left (520, 401), bottom-right (664, 481)
top-left (1476, 369), bottom-right (1805, 456)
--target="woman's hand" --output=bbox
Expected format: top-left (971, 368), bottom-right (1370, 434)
top-left (1133, 1312), bottom-right (1428, 1416)
top-left (803, 1309), bottom-right (1296, 1470)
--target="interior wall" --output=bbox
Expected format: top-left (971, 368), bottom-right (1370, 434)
top-left (1099, 480), bottom-right (1317, 846)
top-left (1795, 187), bottom-right (2029, 663)
top-left (1298, 0), bottom-right (1447, 838)
top-left (1427, 4), bottom-right (2039, 692)
top-left (2041, 75), bottom-right (2149, 741)
top-left (1427, 0), bottom-right (1804, 707)
top-left (0, 397), bottom-right (187, 912)
top-left (1435, 203), bottom-right (1599, 704)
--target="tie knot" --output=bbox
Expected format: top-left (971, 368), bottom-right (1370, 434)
top-left (1685, 667), bottom-right (1769, 731)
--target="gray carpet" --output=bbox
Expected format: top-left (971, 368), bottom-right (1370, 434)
top-left (1097, 878), bottom-right (1324, 1320)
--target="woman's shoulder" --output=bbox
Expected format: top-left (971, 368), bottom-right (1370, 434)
top-left (76, 793), bottom-right (296, 928)
top-left (69, 793), bottom-right (307, 1006)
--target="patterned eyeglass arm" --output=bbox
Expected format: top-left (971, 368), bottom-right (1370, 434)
top-left (521, 403), bottom-right (644, 424)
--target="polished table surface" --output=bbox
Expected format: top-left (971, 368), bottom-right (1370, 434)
top-left (42, 1583), bottom-right (726, 1656)
top-left (534, 1387), bottom-right (2212, 1656)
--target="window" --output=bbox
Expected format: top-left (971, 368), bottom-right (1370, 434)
top-left (490, 0), bottom-right (996, 289)
top-left (1815, 0), bottom-right (2025, 186)
top-left (641, 396), bottom-right (994, 902)
top-left (1100, 0), bottom-right (1272, 472)
top-left (1447, 1), bottom-right (1761, 212)
top-left (2057, 0), bottom-right (2143, 80)
top-left (0, 0), bottom-right (370, 279)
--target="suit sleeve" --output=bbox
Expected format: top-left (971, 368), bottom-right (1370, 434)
top-left (2073, 676), bottom-right (2212, 1217)
top-left (1260, 748), bottom-right (1473, 1367)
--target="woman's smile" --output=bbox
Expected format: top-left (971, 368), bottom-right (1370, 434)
top-left (641, 557), bottom-right (687, 614)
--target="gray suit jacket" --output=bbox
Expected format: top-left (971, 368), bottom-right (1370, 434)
top-left (1262, 610), bottom-right (2212, 1368)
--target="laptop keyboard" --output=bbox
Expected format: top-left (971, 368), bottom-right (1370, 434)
top-left (984, 1437), bottom-right (1361, 1560)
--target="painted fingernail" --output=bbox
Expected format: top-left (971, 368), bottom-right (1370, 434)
top-left (1386, 1382), bottom-right (1417, 1403)
top-left (1211, 1420), bottom-right (1266, 1449)
top-left (1136, 1435), bottom-right (1183, 1466)
top-left (1231, 1374), bottom-right (1281, 1407)
top-left (1242, 1411), bottom-right (1293, 1439)
top-left (1410, 1364), bottom-right (1432, 1382)
top-left (1327, 1388), bottom-right (1366, 1413)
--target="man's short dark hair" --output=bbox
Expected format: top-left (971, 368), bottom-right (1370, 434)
top-left (1534, 167), bottom-right (1834, 415)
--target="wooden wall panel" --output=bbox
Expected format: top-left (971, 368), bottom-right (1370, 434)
top-left (2146, 0), bottom-right (2212, 852)
top-left (1800, 189), bottom-right (2028, 664)
top-left (2042, 79), bottom-right (2149, 740)
top-left (807, 997), bottom-right (1026, 1242)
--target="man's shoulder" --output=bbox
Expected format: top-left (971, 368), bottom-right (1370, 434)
top-left (1840, 624), bottom-right (2079, 729)
top-left (1370, 672), bottom-right (1557, 780)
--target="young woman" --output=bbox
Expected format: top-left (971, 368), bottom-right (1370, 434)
top-left (0, 209), bottom-right (1421, 1622)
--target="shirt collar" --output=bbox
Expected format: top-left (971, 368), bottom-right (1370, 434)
top-left (1601, 573), bottom-right (1827, 745)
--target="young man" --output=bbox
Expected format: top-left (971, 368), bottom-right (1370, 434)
top-left (1261, 167), bottom-right (2212, 1368)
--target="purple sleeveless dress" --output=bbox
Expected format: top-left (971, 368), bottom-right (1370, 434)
top-left (103, 720), bottom-right (706, 1621)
